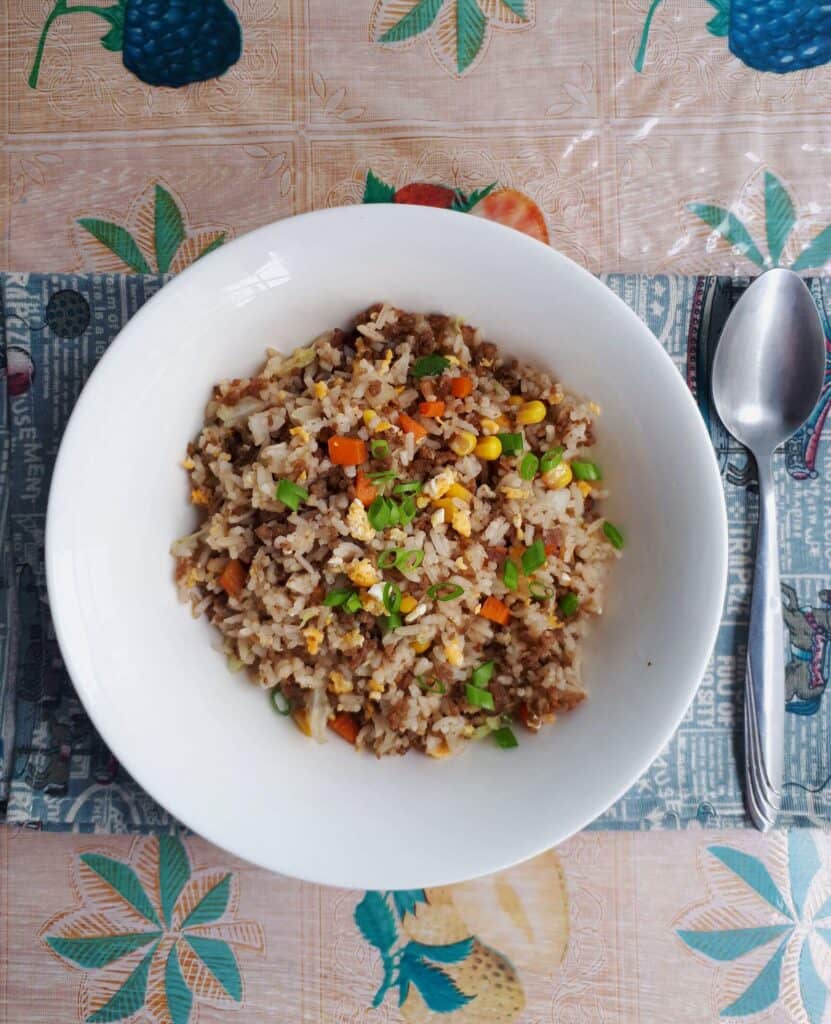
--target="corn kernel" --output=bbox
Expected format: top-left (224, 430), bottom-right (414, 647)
top-left (516, 400), bottom-right (547, 425)
top-left (368, 678), bottom-right (385, 693)
top-left (416, 495), bottom-right (430, 509)
top-left (374, 420), bottom-right (392, 432)
top-left (450, 430), bottom-right (477, 457)
top-left (446, 354), bottom-right (460, 365)
top-left (444, 637), bottom-right (464, 667)
top-left (400, 594), bottom-right (418, 614)
top-left (313, 381), bottom-right (328, 399)
top-left (182, 457), bottom-right (195, 470)
top-left (474, 436), bottom-right (502, 461)
top-left (577, 480), bottom-right (592, 497)
top-left (480, 417), bottom-right (500, 435)
top-left (411, 636), bottom-right (432, 654)
top-left (363, 409), bottom-right (378, 427)
top-left (190, 487), bottom-right (210, 506)
top-left (508, 395), bottom-right (524, 406)
top-left (446, 482), bottom-right (473, 502)
top-left (543, 462), bottom-right (573, 490)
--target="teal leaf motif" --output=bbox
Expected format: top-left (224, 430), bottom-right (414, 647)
top-left (799, 939), bottom-right (826, 1024)
top-left (196, 233), bottom-right (226, 261)
top-left (401, 955), bottom-right (473, 1013)
top-left (154, 184), bottom-right (186, 274)
top-left (791, 225), bottom-right (831, 273)
top-left (379, 0), bottom-right (443, 42)
top-left (452, 182), bottom-right (497, 212)
top-left (456, 0), bottom-right (487, 73)
top-left (720, 935), bottom-right (789, 1016)
top-left (76, 219), bottom-right (151, 274)
top-left (708, 846), bottom-right (793, 919)
top-left (181, 874), bottom-right (232, 929)
top-left (677, 926), bottom-right (792, 962)
top-left (87, 944), bottom-right (158, 1023)
top-left (159, 836), bottom-right (190, 928)
top-left (392, 890), bottom-right (427, 918)
top-left (499, 0), bottom-right (527, 18)
top-left (355, 892), bottom-right (397, 954)
top-left (706, 0), bottom-right (729, 36)
top-left (816, 926), bottom-right (831, 947)
top-left (765, 171), bottom-right (796, 266)
top-left (686, 205), bottom-right (766, 268)
top-left (788, 831), bottom-right (820, 920)
top-left (184, 936), bottom-right (242, 1001)
top-left (405, 937), bottom-right (475, 964)
top-left (363, 169), bottom-right (396, 204)
top-left (165, 943), bottom-right (193, 1024)
top-left (80, 854), bottom-right (162, 928)
top-left (814, 894), bottom-right (831, 922)
top-left (98, 0), bottom-right (126, 50)
top-left (47, 932), bottom-right (162, 969)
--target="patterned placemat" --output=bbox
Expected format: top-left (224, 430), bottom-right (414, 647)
top-left (2, 271), bottom-right (831, 832)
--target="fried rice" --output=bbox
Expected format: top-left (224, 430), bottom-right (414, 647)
top-left (171, 304), bottom-right (620, 757)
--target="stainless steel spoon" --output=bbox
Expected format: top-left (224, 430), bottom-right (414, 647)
top-left (712, 269), bottom-right (826, 831)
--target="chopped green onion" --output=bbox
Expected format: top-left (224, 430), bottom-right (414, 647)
top-left (393, 481), bottom-right (422, 495)
top-left (572, 460), bottom-right (602, 481)
top-left (270, 688), bottom-right (292, 716)
top-left (379, 549), bottom-right (398, 569)
top-left (427, 581), bottom-right (464, 602)
top-left (497, 432), bottom-right (523, 456)
top-left (416, 676), bottom-right (446, 695)
top-left (492, 725), bottom-right (518, 749)
top-left (558, 592), bottom-right (580, 617)
top-left (502, 559), bottom-right (519, 591)
top-left (381, 611), bottom-right (403, 633)
top-left (412, 354), bottom-right (450, 379)
top-left (399, 496), bottom-right (417, 525)
top-left (387, 499), bottom-right (401, 526)
top-left (471, 661), bottom-right (495, 688)
top-left (383, 581), bottom-right (402, 615)
top-left (368, 469), bottom-right (397, 484)
top-left (368, 496), bottom-right (391, 530)
top-left (275, 478), bottom-right (309, 512)
top-left (603, 520), bottom-right (625, 550)
top-left (529, 580), bottom-right (554, 601)
top-left (521, 540), bottom-right (546, 576)
top-left (323, 588), bottom-right (353, 607)
top-left (465, 684), bottom-right (495, 710)
top-left (396, 549), bottom-right (424, 572)
top-left (370, 439), bottom-right (390, 458)
top-left (540, 447), bottom-right (564, 474)
top-left (344, 592), bottom-right (363, 614)
top-left (519, 453), bottom-right (539, 481)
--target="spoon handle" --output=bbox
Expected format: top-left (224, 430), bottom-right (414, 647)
top-left (745, 453), bottom-right (784, 830)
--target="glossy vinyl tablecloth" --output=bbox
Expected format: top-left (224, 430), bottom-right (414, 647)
top-left (5, 2), bottom-right (831, 1021)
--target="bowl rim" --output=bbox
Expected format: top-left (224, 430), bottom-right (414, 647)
top-left (46, 204), bottom-right (728, 886)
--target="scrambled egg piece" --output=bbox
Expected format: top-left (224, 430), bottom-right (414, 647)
top-left (313, 381), bottom-right (328, 399)
top-left (181, 457), bottom-right (195, 470)
top-left (347, 558), bottom-right (380, 588)
top-left (339, 628), bottom-right (364, 651)
top-left (346, 500), bottom-right (376, 542)
top-left (425, 468), bottom-right (456, 500)
top-left (577, 481), bottom-right (592, 497)
top-left (444, 636), bottom-right (464, 667)
top-left (450, 508), bottom-right (471, 538)
top-left (303, 627), bottom-right (324, 656)
top-left (190, 487), bottom-right (210, 506)
top-left (501, 486), bottom-right (528, 501)
top-left (289, 425), bottom-right (310, 444)
top-left (329, 671), bottom-right (352, 694)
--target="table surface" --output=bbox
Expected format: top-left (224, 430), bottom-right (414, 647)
top-left (5, 2), bottom-right (831, 1021)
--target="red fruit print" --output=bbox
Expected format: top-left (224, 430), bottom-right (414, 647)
top-left (3, 346), bottom-right (35, 397)
top-left (394, 183), bottom-right (457, 208)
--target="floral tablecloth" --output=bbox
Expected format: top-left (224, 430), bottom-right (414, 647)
top-left (5, 1), bottom-right (831, 1021)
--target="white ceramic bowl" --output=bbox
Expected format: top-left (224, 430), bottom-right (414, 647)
top-left (47, 205), bottom-right (727, 889)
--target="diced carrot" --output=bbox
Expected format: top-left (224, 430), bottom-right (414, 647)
top-left (399, 412), bottom-right (427, 440)
top-left (292, 707), bottom-right (311, 736)
top-left (329, 713), bottom-right (360, 744)
top-left (545, 543), bottom-right (560, 557)
top-left (355, 469), bottom-right (377, 507)
top-left (480, 595), bottom-right (510, 625)
top-left (418, 400), bottom-right (446, 418)
top-left (450, 376), bottom-right (473, 398)
top-left (218, 558), bottom-right (246, 598)
top-left (328, 435), bottom-right (367, 465)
